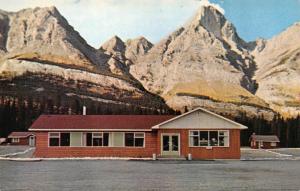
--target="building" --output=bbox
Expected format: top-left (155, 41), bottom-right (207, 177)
top-left (29, 108), bottom-right (247, 159)
top-left (250, 133), bottom-right (280, 149)
top-left (7, 132), bottom-right (36, 146)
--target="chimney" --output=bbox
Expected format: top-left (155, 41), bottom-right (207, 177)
top-left (83, 106), bottom-right (86, 115)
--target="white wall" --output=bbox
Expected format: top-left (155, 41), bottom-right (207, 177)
top-left (160, 110), bottom-right (239, 129)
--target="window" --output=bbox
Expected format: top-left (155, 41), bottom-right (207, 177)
top-left (60, 133), bottom-right (70, 146)
top-left (134, 133), bottom-right (144, 147)
top-left (112, 132), bottom-right (124, 147)
top-left (125, 133), bottom-right (134, 146)
top-left (49, 132), bottom-right (70, 147)
top-left (12, 138), bottom-right (20, 143)
top-left (125, 133), bottom-right (145, 147)
top-left (210, 131), bottom-right (218, 146)
top-left (271, 142), bottom-right (276, 147)
top-left (70, 132), bottom-right (82, 147)
top-left (189, 131), bottom-right (229, 147)
top-left (218, 131), bottom-right (229, 146)
top-left (86, 132), bottom-right (109, 147)
top-left (200, 131), bottom-right (209, 146)
top-left (92, 133), bottom-right (102, 146)
top-left (189, 131), bottom-right (199, 146)
top-left (49, 133), bottom-right (60, 146)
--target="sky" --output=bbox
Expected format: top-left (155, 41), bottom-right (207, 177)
top-left (0, 0), bottom-right (300, 48)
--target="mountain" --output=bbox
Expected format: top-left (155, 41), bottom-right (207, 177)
top-left (251, 22), bottom-right (300, 117)
top-left (130, 5), bottom-right (274, 119)
top-left (99, 35), bottom-right (153, 75)
top-left (125, 36), bottom-right (153, 63)
top-left (0, 7), bottom-right (172, 114)
top-left (1, 4), bottom-right (299, 119)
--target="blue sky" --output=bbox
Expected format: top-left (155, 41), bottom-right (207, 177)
top-left (1, 0), bottom-right (300, 47)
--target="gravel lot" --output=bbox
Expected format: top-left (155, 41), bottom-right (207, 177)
top-left (0, 160), bottom-right (300, 191)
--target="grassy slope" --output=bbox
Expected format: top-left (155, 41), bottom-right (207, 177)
top-left (164, 79), bottom-right (269, 108)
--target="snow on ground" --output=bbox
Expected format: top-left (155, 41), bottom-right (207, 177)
top-left (0, 146), bottom-right (35, 158)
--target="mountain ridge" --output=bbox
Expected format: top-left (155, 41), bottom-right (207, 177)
top-left (1, 5), bottom-right (299, 118)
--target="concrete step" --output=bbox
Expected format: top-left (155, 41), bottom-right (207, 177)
top-left (157, 156), bottom-right (187, 160)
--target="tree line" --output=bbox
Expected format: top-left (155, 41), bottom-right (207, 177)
top-left (0, 96), bottom-right (179, 138)
top-left (1, 95), bottom-right (300, 147)
top-left (235, 112), bottom-right (300, 147)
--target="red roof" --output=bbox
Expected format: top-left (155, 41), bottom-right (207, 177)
top-left (8, 132), bottom-right (35, 138)
top-left (29, 115), bottom-right (175, 131)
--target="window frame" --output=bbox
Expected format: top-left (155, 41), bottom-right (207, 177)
top-left (48, 132), bottom-right (61, 147)
top-left (60, 132), bottom-right (71, 147)
top-left (189, 130), bottom-right (230, 148)
top-left (48, 132), bottom-right (71, 147)
top-left (85, 132), bottom-right (110, 147)
top-left (47, 132), bottom-right (145, 148)
top-left (125, 132), bottom-right (145, 148)
top-left (12, 138), bottom-right (20, 143)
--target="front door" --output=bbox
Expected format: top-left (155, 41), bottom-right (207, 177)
top-left (29, 136), bottom-right (35, 147)
top-left (161, 134), bottom-right (180, 156)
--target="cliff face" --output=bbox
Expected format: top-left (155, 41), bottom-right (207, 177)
top-left (1, 4), bottom-right (299, 119)
top-left (129, 5), bottom-right (274, 119)
top-left (0, 7), bottom-right (171, 114)
top-left (251, 23), bottom-right (300, 117)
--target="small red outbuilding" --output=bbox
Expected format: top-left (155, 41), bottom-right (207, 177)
top-left (29, 107), bottom-right (247, 159)
top-left (249, 133), bottom-right (280, 149)
top-left (8, 132), bottom-right (36, 146)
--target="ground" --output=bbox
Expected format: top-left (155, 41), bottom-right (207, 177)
top-left (1, 146), bottom-right (300, 190)
top-left (0, 160), bottom-right (300, 190)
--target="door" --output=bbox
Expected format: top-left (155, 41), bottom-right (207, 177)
top-left (161, 134), bottom-right (180, 156)
top-left (29, 136), bottom-right (35, 147)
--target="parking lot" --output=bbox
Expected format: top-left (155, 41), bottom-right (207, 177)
top-left (1, 159), bottom-right (300, 190)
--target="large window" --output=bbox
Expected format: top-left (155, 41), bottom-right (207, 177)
top-left (112, 132), bottom-right (124, 147)
top-left (86, 132), bottom-right (109, 147)
top-left (70, 132), bottom-right (82, 147)
top-left (49, 132), bottom-right (145, 148)
top-left (49, 132), bottom-right (70, 147)
top-left (125, 133), bottom-right (144, 147)
top-left (189, 131), bottom-right (229, 147)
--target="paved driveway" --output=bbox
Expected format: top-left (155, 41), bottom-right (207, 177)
top-left (0, 160), bottom-right (300, 190)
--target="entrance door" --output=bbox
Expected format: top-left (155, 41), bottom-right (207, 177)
top-left (161, 134), bottom-right (180, 156)
top-left (29, 136), bottom-right (35, 147)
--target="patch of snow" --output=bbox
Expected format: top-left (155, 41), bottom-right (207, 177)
top-left (66, 93), bottom-right (128, 105)
top-left (265, 149), bottom-right (293, 157)
top-left (35, 87), bottom-right (45, 92)
top-left (0, 147), bottom-right (34, 157)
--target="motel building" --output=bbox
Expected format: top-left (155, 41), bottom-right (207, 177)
top-left (29, 108), bottom-right (247, 159)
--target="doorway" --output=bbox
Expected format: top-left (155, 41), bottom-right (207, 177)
top-left (161, 134), bottom-right (180, 156)
top-left (29, 136), bottom-right (35, 147)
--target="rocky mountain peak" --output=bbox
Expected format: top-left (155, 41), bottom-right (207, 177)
top-left (100, 35), bottom-right (126, 55)
top-left (190, 5), bottom-right (226, 38)
top-left (125, 36), bottom-right (153, 63)
top-left (0, 6), bottom-right (111, 72)
top-left (188, 5), bottom-right (246, 51)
